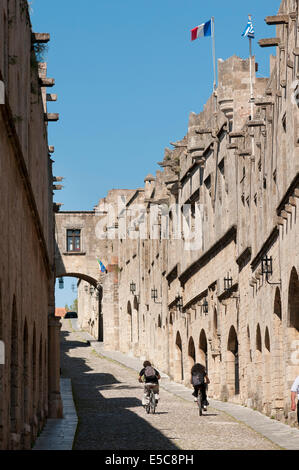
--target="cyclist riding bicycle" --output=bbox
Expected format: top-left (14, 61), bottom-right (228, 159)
top-left (138, 360), bottom-right (161, 406)
top-left (190, 363), bottom-right (210, 411)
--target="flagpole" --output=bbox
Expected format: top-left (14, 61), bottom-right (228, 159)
top-left (212, 16), bottom-right (216, 92)
top-left (211, 17), bottom-right (217, 113)
top-left (248, 18), bottom-right (254, 158)
top-left (248, 15), bottom-right (254, 120)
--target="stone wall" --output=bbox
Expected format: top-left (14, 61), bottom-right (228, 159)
top-left (113, 0), bottom-right (299, 426)
top-left (0, 0), bottom-right (62, 449)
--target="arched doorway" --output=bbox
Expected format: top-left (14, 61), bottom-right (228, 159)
top-left (199, 329), bottom-right (208, 372)
top-left (188, 336), bottom-right (196, 371)
top-left (156, 315), bottom-right (163, 361)
top-left (174, 331), bottom-right (184, 382)
top-left (287, 267), bottom-right (299, 383)
top-left (31, 324), bottom-right (37, 443)
top-left (133, 295), bottom-right (140, 344)
top-left (289, 267), bottom-right (299, 332)
top-left (0, 283), bottom-right (3, 448)
top-left (246, 326), bottom-right (253, 399)
top-left (264, 327), bottom-right (271, 413)
top-left (127, 301), bottom-right (132, 346)
top-left (168, 312), bottom-right (174, 377)
top-left (22, 320), bottom-right (29, 447)
top-left (37, 336), bottom-right (43, 427)
top-left (55, 273), bottom-right (103, 341)
top-left (273, 287), bottom-right (284, 408)
top-left (211, 308), bottom-right (220, 396)
top-left (255, 324), bottom-right (263, 408)
top-left (10, 298), bottom-right (19, 438)
top-left (227, 326), bottom-right (239, 397)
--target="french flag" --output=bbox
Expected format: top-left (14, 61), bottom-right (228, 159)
top-left (191, 20), bottom-right (211, 41)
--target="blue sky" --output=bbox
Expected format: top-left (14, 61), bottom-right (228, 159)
top-left (30, 0), bottom-right (281, 305)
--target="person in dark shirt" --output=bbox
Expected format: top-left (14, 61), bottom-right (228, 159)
top-left (138, 360), bottom-right (161, 406)
top-left (190, 363), bottom-right (210, 410)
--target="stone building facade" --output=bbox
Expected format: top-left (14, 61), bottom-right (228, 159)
top-left (55, 0), bottom-right (299, 425)
top-left (0, 1), bottom-right (62, 450)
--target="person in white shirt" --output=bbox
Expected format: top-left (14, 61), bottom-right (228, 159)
top-left (291, 376), bottom-right (299, 424)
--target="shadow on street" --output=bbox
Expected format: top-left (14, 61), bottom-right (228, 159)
top-left (60, 329), bottom-right (179, 450)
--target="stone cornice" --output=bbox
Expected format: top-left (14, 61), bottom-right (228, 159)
top-left (236, 246), bottom-right (252, 269)
top-left (250, 227), bottom-right (279, 272)
top-left (179, 225), bottom-right (237, 286)
top-left (126, 189), bottom-right (145, 208)
top-left (276, 172), bottom-right (299, 216)
top-left (166, 264), bottom-right (178, 284)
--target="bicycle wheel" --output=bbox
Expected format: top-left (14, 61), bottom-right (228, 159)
top-left (150, 391), bottom-right (156, 414)
top-left (145, 391), bottom-right (150, 413)
top-left (197, 393), bottom-right (202, 416)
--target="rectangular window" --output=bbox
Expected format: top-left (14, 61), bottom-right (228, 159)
top-left (67, 229), bottom-right (81, 252)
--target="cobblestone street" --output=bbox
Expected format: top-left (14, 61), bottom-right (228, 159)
top-left (60, 320), bottom-right (280, 451)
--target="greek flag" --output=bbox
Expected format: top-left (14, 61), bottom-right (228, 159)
top-left (242, 17), bottom-right (255, 39)
top-left (97, 258), bottom-right (106, 273)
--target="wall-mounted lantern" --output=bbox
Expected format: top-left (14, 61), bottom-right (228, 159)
top-left (84, 285), bottom-right (89, 293)
top-left (261, 255), bottom-right (281, 286)
top-left (261, 255), bottom-right (272, 278)
top-left (58, 277), bottom-right (64, 289)
top-left (199, 299), bottom-right (209, 315)
top-left (175, 294), bottom-right (183, 312)
top-left (151, 287), bottom-right (158, 302)
top-left (130, 281), bottom-right (136, 295)
top-left (224, 273), bottom-right (233, 291)
top-left (90, 286), bottom-right (95, 295)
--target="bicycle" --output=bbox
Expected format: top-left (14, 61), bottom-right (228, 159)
top-left (197, 388), bottom-right (203, 416)
top-left (196, 385), bottom-right (208, 416)
top-left (144, 384), bottom-right (156, 414)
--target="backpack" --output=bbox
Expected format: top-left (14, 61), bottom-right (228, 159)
top-left (192, 372), bottom-right (205, 386)
top-left (144, 365), bottom-right (156, 379)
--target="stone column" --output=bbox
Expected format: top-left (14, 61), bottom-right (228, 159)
top-left (103, 257), bottom-right (120, 351)
top-left (48, 314), bottom-right (63, 418)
